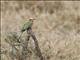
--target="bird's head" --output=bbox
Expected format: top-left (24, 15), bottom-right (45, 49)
top-left (29, 18), bottom-right (36, 22)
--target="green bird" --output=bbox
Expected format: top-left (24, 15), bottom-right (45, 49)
top-left (18, 18), bottom-right (35, 43)
top-left (21, 18), bottom-right (35, 32)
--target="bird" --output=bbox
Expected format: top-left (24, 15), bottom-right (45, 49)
top-left (21, 18), bottom-right (35, 33)
top-left (18, 18), bottom-right (35, 43)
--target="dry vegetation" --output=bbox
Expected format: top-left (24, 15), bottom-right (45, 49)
top-left (1, 1), bottom-right (80, 60)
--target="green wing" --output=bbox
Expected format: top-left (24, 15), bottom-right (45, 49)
top-left (21, 21), bottom-right (32, 32)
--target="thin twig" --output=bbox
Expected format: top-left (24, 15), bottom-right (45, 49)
top-left (28, 29), bottom-right (44, 60)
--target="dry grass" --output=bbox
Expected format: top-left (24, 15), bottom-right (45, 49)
top-left (1, 1), bottom-right (80, 60)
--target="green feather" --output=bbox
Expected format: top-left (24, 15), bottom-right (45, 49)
top-left (21, 21), bottom-right (33, 32)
